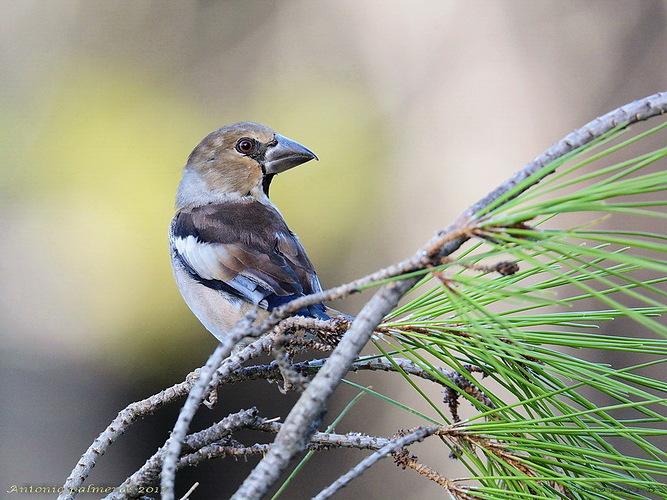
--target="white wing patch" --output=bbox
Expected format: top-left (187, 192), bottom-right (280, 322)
top-left (173, 234), bottom-right (274, 307)
top-left (173, 235), bottom-right (221, 281)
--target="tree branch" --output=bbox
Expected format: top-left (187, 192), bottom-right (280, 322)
top-left (160, 310), bottom-right (265, 498)
top-left (104, 408), bottom-right (260, 500)
top-left (312, 426), bottom-right (440, 500)
top-left (58, 322), bottom-right (272, 500)
top-left (105, 413), bottom-right (441, 499)
top-left (58, 379), bottom-right (195, 500)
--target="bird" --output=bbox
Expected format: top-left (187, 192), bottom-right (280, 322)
top-left (169, 121), bottom-right (335, 344)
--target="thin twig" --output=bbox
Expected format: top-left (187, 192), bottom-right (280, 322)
top-left (104, 409), bottom-right (259, 500)
top-left (392, 447), bottom-right (456, 489)
top-left (104, 413), bottom-right (419, 499)
top-left (160, 310), bottom-right (265, 499)
top-left (249, 418), bottom-right (394, 450)
top-left (178, 482), bottom-right (199, 500)
top-left (225, 356), bottom-right (489, 401)
top-left (58, 379), bottom-right (195, 500)
top-left (58, 319), bottom-right (272, 500)
top-left (313, 426), bottom-right (440, 500)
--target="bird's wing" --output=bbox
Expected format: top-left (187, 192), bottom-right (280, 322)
top-left (170, 200), bottom-right (323, 311)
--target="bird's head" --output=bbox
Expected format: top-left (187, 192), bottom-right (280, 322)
top-left (176, 122), bottom-right (318, 208)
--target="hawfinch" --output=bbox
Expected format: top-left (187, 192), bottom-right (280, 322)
top-left (169, 122), bottom-right (332, 343)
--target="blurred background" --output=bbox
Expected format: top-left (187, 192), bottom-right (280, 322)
top-left (1, 1), bottom-right (666, 498)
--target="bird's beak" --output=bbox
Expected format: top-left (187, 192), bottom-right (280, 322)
top-left (264, 134), bottom-right (318, 175)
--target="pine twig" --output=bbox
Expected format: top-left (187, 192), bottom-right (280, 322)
top-left (312, 426), bottom-right (440, 500)
top-left (104, 409), bottom-right (259, 500)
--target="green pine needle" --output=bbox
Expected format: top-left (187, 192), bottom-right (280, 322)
top-left (353, 118), bottom-right (667, 498)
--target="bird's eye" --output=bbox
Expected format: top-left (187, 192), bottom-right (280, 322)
top-left (236, 138), bottom-right (256, 154)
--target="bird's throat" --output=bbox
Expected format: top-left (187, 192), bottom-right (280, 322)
top-left (262, 173), bottom-right (275, 196)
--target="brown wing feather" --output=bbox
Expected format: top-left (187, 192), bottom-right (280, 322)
top-left (172, 199), bottom-right (321, 298)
